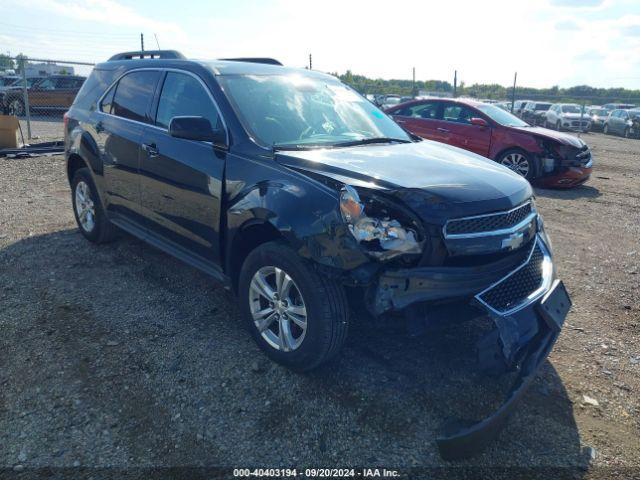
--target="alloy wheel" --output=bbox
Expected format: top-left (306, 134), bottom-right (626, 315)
top-left (500, 153), bottom-right (530, 177)
top-left (74, 181), bottom-right (96, 232)
top-left (249, 266), bottom-right (307, 352)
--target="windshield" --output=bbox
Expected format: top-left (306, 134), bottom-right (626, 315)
top-left (561, 105), bottom-right (581, 113)
top-left (475, 103), bottom-right (529, 127)
top-left (218, 74), bottom-right (410, 148)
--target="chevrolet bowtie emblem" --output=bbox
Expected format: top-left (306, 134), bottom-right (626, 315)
top-left (502, 231), bottom-right (525, 250)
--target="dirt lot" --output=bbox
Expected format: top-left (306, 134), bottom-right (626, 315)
top-left (1, 133), bottom-right (639, 479)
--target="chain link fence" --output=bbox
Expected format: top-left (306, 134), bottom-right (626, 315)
top-left (0, 56), bottom-right (95, 143)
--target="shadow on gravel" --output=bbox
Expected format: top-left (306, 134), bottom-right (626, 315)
top-left (534, 184), bottom-right (601, 200)
top-left (0, 230), bottom-right (589, 477)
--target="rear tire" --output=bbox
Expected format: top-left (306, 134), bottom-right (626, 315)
top-left (238, 241), bottom-right (348, 371)
top-left (71, 168), bottom-right (117, 243)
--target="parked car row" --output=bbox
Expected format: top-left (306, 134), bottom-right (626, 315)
top-left (0, 74), bottom-right (86, 116)
top-left (64, 50), bottom-right (571, 459)
top-left (511, 99), bottom-right (639, 137)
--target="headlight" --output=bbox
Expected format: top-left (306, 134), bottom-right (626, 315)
top-left (339, 186), bottom-right (422, 260)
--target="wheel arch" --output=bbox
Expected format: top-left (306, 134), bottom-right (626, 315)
top-left (66, 153), bottom-right (89, 184)
top-left (226, 220), bottom-right (285, 293)
top-left (494, 146), bottom-right (540, 180)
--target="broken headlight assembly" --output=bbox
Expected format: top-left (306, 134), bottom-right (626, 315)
top-left (339, 185), bottom-right (424, 261)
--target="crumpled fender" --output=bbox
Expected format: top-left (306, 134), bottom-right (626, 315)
top-left (224, 171), bottom-right (371, 272)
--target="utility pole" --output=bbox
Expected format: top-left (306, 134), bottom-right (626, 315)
top-left (309, 54), bottom-right (312, 70)
top-left (412, 67), bottom-right (416, 98)
top-left (511, 72), bottom-right (517, 113)
top-left (453, 70), bottom-right (457, 98)
top-left (140, 33), bottom-right (145, 52)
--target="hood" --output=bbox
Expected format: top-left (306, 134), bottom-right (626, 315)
top-left (511, 126), bottom-right (586, 148)
top-left (276, 140), bottom-right (532, 223)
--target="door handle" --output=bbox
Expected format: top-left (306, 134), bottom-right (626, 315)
top-left (437, 127), bottom-right (450, 133)
top-left (142, 143), bottom-right (159, 157)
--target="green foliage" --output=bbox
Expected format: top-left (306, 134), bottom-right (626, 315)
top-left (334, 70), bottom-right (453, 96)
top-left (336, 71), bottom-right (640, 105)
top-left (0, 54), bottom-right (14, 70)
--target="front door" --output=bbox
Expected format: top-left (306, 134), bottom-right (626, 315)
top-left (138, 71), bottom-right (226, 263)
top-left (439, 103), bottom-right (492, 157)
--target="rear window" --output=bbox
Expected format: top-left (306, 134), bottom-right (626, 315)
top-left (112, 71), bottom-right (160, 123)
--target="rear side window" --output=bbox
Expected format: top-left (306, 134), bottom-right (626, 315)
top-left (155, 72), bottom-right (221, 130)
top-left (397, 102), bottom-right (440, 119)
top-left (112, 70), bottom-right (160, 123)
top-left (100, 85), bottom-right (115, 114)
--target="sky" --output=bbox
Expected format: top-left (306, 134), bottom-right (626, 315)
top-left (2, 0), bottom-right (640, 89)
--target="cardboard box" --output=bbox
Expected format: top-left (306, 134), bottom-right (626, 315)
top-left (0, 115), bottom-right (20, 148)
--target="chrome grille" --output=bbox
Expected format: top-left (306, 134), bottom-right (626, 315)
top-left (445, 202), bottom-right (533, 236)
top-left (477, 240), bottom-right (547, 314)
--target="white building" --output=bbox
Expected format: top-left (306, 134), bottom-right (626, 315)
top-left (24, 63), bottom-right (74, 77)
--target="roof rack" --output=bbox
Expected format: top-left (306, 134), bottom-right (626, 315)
top-left (108, 50), bottom-right (185, 61)
top-left (220, 57), bottom-right (283, 66)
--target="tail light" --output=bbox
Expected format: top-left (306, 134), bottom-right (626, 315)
top-left (63, 111), bottom-right (69, 130)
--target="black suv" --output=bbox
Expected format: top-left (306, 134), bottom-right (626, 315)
top-left (65, 50), bottom-right (570, 459)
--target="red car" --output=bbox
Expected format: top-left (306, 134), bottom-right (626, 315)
top-left (385, 98), bottom-right (593, 187)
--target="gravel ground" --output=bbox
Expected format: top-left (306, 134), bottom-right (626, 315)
top-left (17, 117), bottom-right (64, 143)
top-left (0, 132), bottom-right (639, 479)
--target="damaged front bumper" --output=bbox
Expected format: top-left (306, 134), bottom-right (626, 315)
top-left (368, 234), bottom-right (571, 459)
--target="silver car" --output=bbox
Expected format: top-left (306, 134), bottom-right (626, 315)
top-left (545, 104), bottom-right (590, 132)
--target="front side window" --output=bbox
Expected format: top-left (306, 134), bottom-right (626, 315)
top-left (112, 70), bottom-right (160, 123)
top-left (217, 73), bottom-right (410, 148)
top-left (442, 104), bottom-right (478, 124)
top-left (36, 78), bottom-right (56, 90)
top-left (156, 72), bottom-right (221, 130)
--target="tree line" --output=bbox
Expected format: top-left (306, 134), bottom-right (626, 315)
top-left (335, 70), bottom-right (640, 105)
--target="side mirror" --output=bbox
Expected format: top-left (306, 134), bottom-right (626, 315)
top-left (168, 116), bottom-right (227, 146)
top-left (470, 117), bottom-right (489, 127)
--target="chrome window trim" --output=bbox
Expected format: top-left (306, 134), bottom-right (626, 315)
top-left (443, 200), bottom-right (535, 239)
top-left (96, 67), bottom-right (229, 147)
top-left (475, 235), bottom-right (554, 316)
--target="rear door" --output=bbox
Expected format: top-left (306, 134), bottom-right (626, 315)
top-left (439, 102), bottom-right (492, 157)
top-left (138, 70), bottom-right (226, 263)
top-left (390, 101), bottom-right (446, 142)
top-left (97, 69), bottom-right (161, 222)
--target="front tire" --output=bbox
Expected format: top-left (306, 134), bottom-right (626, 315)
top-left (624, 127), bottom-right (630, 138)
top-left (556, 121), bottom-right (561, 131)
top-left (603, 124), bottom-right (609, 135)
top-left (497, 149), bottom-right (536, 181)
top-left (238, 241), bottom-right (348, 371)
top-left (71, 168), bottom-right (116, 243)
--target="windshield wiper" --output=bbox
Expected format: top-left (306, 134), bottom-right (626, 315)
top-left (331, 137), bottom-right (412, 147)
